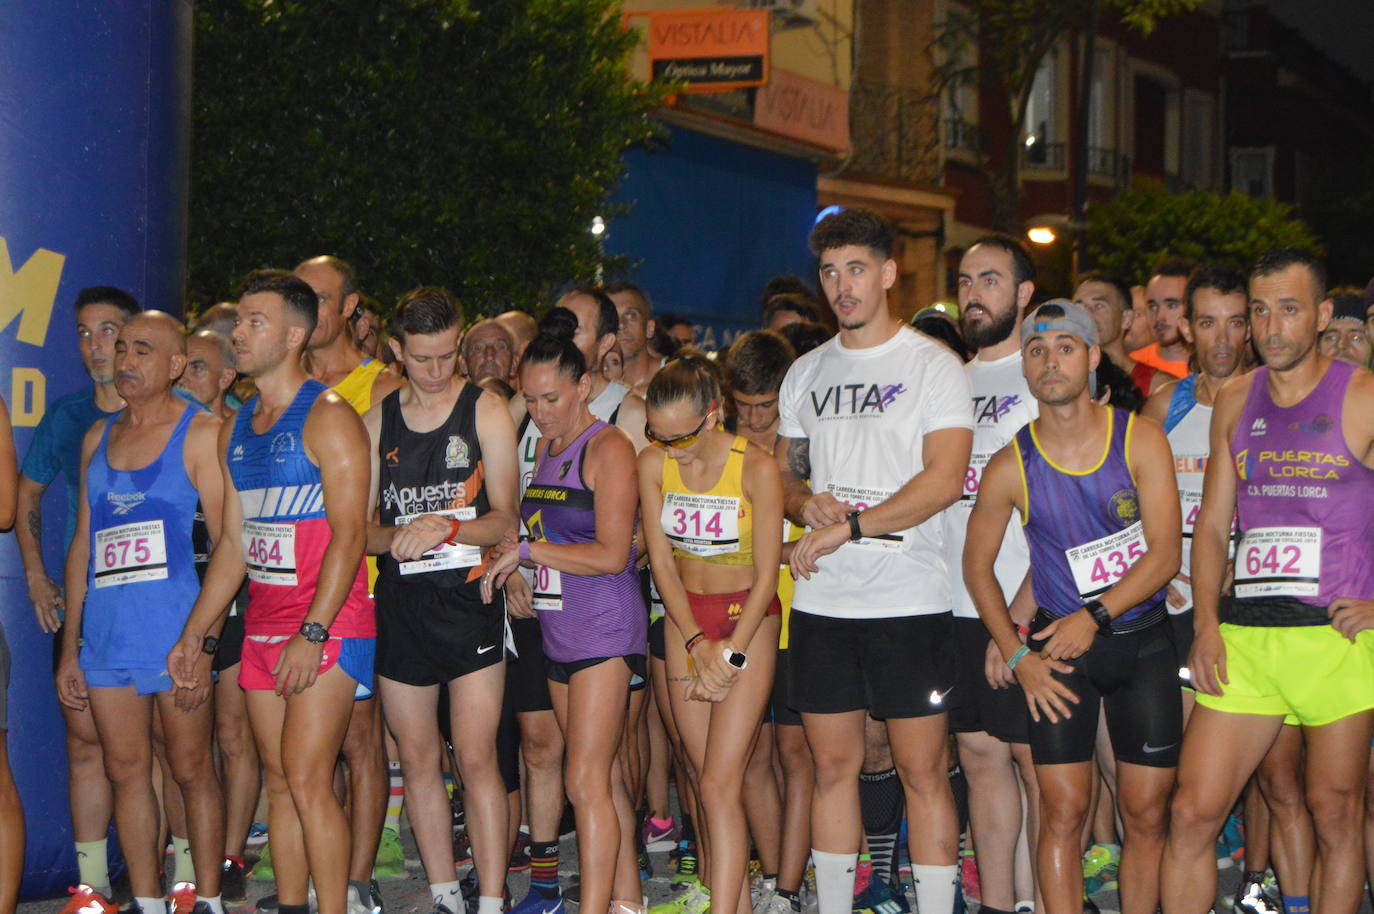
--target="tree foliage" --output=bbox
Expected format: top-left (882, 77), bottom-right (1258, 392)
top-left (1084, 180), bottom-right (1322, 284)
top-left (190, 0), bottom-right (670, 315)
top-left (932, 0), bottom-right (1200, 231)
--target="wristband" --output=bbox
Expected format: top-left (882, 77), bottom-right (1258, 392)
top-left (847, 510), bottom-right (863, 542)
top-left (684, 632), bottom-right (706, 654)
top-left (444, 517), bottom-right (462, 545)
top-left (1007, 645), bottom-right (1030, 670)
top-left (519, 538), bottom-right (532, 562)
top-left (1016, 624), bottom-right (1030, 637)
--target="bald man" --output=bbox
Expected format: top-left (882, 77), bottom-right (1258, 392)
top-left (496, 310), bottom-right (538, 373)
top-left (179, 330), bottom-right (239, 420)
top-left (57, 312), bottom-right (227, 914)
top-left (461, 318), bottom-right (517, 387)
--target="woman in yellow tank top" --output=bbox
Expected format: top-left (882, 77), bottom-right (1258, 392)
top-left (638, 353), bottom-right (783, 914)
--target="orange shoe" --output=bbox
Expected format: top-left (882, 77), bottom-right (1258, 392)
top-left (58, 885), bottom-right (117, 914)
top-left (169, 881), bottom-right (198, 914)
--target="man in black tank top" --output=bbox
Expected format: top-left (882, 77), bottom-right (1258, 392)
top-left (361, 289), bottom-right (520, 914)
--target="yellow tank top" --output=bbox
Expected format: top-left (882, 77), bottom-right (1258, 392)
top-left (660, 436), bottom-right (753, 567)
top-left (333, 358), bottom-right (387, 414)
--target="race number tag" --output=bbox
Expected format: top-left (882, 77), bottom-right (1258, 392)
top-left (1234, 526), bottom-right (1321, 598)
top-left (648, 573), bottom-right (665, 621)
top-left (93, 520), bottom-right (168, 588)
top-left (959, 451), bottom-right (994, 506)
top-left (243, 521), bottom-right (297, 586)
top-left (531, 564), bottom-right (563, 611)
top-left (661, 493), bottom-right (741, 557)
top-left (1180, 490), bottom-right (1202, 537)
top-left (827, 484), bottom-right (903, 552)
top-left (396, 507), bottom-right (480, 575)
top-left (1065, 522), bottom-right (1147, 600)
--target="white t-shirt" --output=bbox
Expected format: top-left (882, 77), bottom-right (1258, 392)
top-left (942, 351), bottom-right (1038, 620)
top-left (777, 325), bottom-right (973, 619)
top-left (1165, 387), bottom-right (1211, 615)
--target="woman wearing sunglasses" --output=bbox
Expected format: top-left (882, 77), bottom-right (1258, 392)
top-left (638, 352), bottom-right (783, 914)
top-left (482, 309), bottom-right (646, 914)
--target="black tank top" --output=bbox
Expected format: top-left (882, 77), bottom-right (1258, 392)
top-left (377, 383), bottom-right (490, 592)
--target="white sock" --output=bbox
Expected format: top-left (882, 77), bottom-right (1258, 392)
top-left (430, 880), bottom-right (462, 911)
top-left (811, 850), bottom-right (858, 914)
top-left (478, 896), bottom-right (505, 914)
top-left (912, 864), bottom-right (958, 914)
top-left (136, 897), bottom-right (168, 914)
top-left (197, 895), bottom-right (225, 914)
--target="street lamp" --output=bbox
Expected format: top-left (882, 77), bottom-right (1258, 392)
top-left (1027, 226), bottom-right (1057, 245)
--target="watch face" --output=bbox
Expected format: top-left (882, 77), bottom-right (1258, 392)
top-left (727, 652), bottom-right (747, 668)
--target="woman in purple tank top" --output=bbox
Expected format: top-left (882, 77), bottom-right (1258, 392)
top-left (484, 310), bottom-right (646, 914)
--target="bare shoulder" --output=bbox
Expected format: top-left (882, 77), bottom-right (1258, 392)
top-left (1142, 377), bottom-right (1179, 422)
top-left (372, 368), bottom-right (404, 401)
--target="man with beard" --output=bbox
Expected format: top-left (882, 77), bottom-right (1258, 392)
top-left (18, 287), bottom-right (139, 907)
top-left (1162, 249), bottom-right (1374, 914)
top-left (461, 318), bottom-right (518, 387)
top-left (1131, 261), bottom-right (1191, 381)
top-left (58, 312), bottom-right (226, 914)
top-left (946, 236), bottom-right (1041, 913)
top-left (778, 208), bottom-right (972, 914)
top-left (966, 301), bottom-right (1181, 914)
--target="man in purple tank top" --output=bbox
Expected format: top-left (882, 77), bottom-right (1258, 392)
top-left (966, 301), bottom-right (1182, 914)
top-left (1162, 249), bottom-right (1374, 914)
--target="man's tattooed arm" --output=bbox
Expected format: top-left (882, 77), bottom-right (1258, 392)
top-left (775, 435), bottom-right (814, 525)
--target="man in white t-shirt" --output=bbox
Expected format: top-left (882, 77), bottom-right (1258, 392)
top-left (944, 235), bottom-right (1041, 914)
top-left (779, 209), bottom-right (973, 914)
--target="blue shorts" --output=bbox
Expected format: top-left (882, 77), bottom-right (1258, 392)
top-left (83, 667), bottom-right (175, 695)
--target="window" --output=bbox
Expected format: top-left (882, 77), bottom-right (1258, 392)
top-left (1087, 45), bottom-right (1117, 179)
top-left (1181, 90), bottom-right (1215, 188)
top-left (1024, 50), bottom-right (1058, 165)
top-left (1231, 147), bottom-right (1275, 198)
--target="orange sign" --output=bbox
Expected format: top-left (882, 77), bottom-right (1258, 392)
top-left (754, 68), bottom-right (850, 153)
top-left (646, 8), bottom-right (769, 92)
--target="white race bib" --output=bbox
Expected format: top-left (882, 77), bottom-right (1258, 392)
top-left (1180, 490), bottom-right (1202, 537)
top-left (531, 563), bottom-right (562, 611)
top-left (243, 520), bottom-right (297, 586)
top-left (826, 484), bottom-right (903, 552)
top-left (1065, 522), bottom-right (1147, 600)
top-left (959, 451), bottom-right (994, 507)
top-left (396, 507), bottom-right (480, 576)
top-left (661, 492), bottom-right (741, 557)
top-left (93, 520), bottom-right (168, 589)
top-left (1234, 526), bottom-right (1321, 598)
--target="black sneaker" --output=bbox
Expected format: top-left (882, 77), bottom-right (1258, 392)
top-left (508, 832), bottom-right (531, 873)
top-left (371, 878), bottom-right (386, 914)
top-left (221, 858), bottom-right (248, 905)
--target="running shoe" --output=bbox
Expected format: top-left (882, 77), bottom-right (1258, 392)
top-left (454, 830), bottom-right (474, 867)
top-left (431, 905), bottom-right (460, 914)
top-left (1216, 812), bottom-right (1244, 869)
top-left (169, 881), bottom-right (199, 914)
top-left (221, 858), bottom-right (248, 905)
top-left (751, 875), bottom-right (777, 911)
top-left (649, 879), bottom-right (709, 914)
top-left (1232, 875), bottom-right (1281, 914)
top-left (57, 884), bottom-right (117, 914)
top-left (671, 847), bottom-right (699, 887)
top-left (350, 879), bottom-right (382, 914)
top-left (1082, 895), bottom-right (1100, 914)
top-left (852, 877), bottom-right (908, 914)
top-left (509, 831), bottom-right (532, 873)
top-left (510, 888), bottom-right (564, 914)
top-left (563, 879), bottom-right (580, 906)
top-left (247, 822), bottom-right (270, 847)
top-left (1082, 844), bottom-right (1119, 896)
top-left (643, 816), bottom-right (679, 854)
top-left (756, 893), bottom-right (795, 914)
top-left (639, 848), bottom-right (653, 882)
top-left (958, 849), bottom-right (980, 903)
top-left (375, 826), bottom-right (407, 880)
top-left (250, 842), bottom-right (275, 880)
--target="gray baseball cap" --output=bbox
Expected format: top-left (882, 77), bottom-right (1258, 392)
top-left (1020, 299), bottom-right (1099, 348)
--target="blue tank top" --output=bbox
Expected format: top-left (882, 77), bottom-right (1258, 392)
top-left (1013, 408), bottom-right (1166, 630)
top-left (228, 379), bottom-right (373, 637)
top-left (81, 402), bottom-right (202, 671)
top-left (520, 420), bottom-right (646, 663)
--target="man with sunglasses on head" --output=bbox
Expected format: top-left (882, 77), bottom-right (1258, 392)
top-left (776, 208), bottom-right (973, 914)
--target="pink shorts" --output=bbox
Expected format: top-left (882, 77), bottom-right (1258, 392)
top-left (239, 635), bottom-right (375, 699)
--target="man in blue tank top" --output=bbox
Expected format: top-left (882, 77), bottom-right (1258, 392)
top-left (965, 301), bottom-right (1182, 914)
top-left (55, 312), bottom-right (227, 914)
top-left (168, 271), bottom-right (375, 914)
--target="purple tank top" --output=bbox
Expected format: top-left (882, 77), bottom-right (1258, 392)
top-left (1230, 359), bottom-right (1374, 622)
top-left (1014, 408), bottom-right (1165, 630)
top-left (520, 420), bottom-right (647, 662)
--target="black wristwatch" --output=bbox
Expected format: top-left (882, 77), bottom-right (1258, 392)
top-left (1084, 599), bottom-right (1113, 635)
top-left (299, 621), bottom-right (330, 644)
top-left (847, 510), bottom-right (864, 542)
top-left (201, 635), bottom-right (220, 656)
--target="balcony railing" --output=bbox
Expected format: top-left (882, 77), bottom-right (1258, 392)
top-left (846, 79), bottom-right (941, 184)
top-left (1021, 140), bottom-right (1065, 170)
